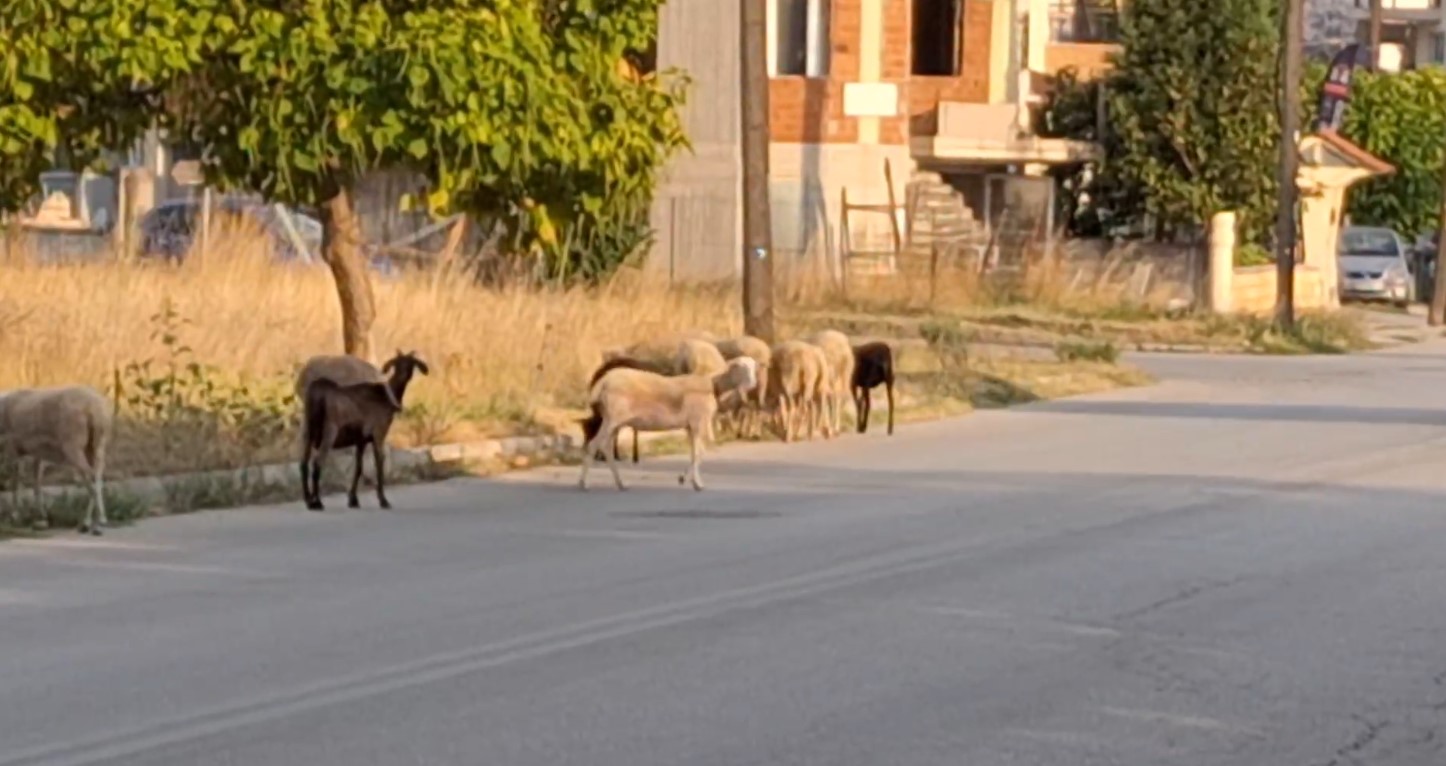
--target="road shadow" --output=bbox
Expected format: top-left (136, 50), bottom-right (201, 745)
top-left (1020, 399), bottom-right (1446, 427)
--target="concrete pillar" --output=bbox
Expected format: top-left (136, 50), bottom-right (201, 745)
top-left (1209, 211), bottom-right (1237, 313)
top-left (856, 0), bottom-right (883, 144)
top-left (989, 0), bottom-right (1013, 103)
top-left (1298, 187), bottom-right (1342, 308)
top-left (1025, 0), bottom-right (1048, 73)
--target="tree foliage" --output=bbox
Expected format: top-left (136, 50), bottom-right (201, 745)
top-left (1, 0), bottom-right (689, 355)
top-left (1045, 0), bottom-right (1282, 243)
top-left (0, 0), bottom-right (210, 211)
top-left (1329, 68), bottom-right (1446, 239)
top-left (1, 0), bottom-right (686, 277)
top-left (169, 0), bottom-right (686, 267)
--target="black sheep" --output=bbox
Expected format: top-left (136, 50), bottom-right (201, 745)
top-left (850, 342), bottom-right (895, 435)
top-left (300, 351), bottom-right (428, 511)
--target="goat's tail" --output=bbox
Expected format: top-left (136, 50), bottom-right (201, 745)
top-left (302, 379), bottom-right (340, 450)
top-left (578, 401), bottom-right (605, 448)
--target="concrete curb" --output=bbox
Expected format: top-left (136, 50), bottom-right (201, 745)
top-left (29, 432), bottom-right (583, 509)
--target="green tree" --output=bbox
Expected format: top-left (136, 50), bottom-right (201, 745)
top-left (1333, 68), bottom-right (1446, 239)
top-left (3, 0), bottom-right (687, 359)
top-left (1055, 0), bottom-right (1282, 243)
top-left (0, 0), bottom-right (210, 213)
top-left (169, 0), bottom-right (684, 359)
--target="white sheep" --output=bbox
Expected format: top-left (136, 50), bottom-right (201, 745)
top-left (579, 356), bottom-right (758, 492)
top-left (769, 341), bottom-right (831, 442)
top-left (0, 385), bottom-right (111, 534)
top-left (808, 330), bottom-right (855, 437)
top-left (712, 335), bottom-right (772, 438)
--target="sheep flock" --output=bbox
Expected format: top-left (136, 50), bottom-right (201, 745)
top-left (0, 330), bottom-right (896, 532)
top-left (582, 330), bottom-right (896, 492)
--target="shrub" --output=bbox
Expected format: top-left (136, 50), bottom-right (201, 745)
top-left (1054, 340), bottom-right (1121, 364)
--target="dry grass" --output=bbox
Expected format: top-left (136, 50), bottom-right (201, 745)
top-left (1, 232), bottom-right (743, 468)
top-left (0, 232), bottom-right (1174, 481)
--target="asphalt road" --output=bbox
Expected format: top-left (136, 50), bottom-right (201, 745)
top-left (4, 343), bottom-right (1446, 766)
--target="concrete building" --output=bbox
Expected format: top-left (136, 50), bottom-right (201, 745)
top-left (1307, 0), bottom-right (1446, 69)
top-left (648, 0), bottom-right (1111, 282)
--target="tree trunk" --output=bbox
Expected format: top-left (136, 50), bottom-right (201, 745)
top-left (319, 187), bottom-right (377, 363)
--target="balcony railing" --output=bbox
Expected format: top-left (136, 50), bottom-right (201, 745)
top-left (1353, 0), bottom-right (1442, 9)
top-left (1049, 0), bottom-right (1122, 44)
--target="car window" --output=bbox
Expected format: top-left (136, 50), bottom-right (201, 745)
top-left (142, 205), bottom-right (193, 232)
top-left (293, 215), bottom-right (323, 240)
top-left (1339, 229), bottom-right (1399, 256)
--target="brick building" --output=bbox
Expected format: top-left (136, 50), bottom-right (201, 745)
top-left (648, 0), bottom-right (1115, 281)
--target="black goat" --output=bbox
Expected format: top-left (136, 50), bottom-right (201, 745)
top-left (300, 351), bottom-right (429, 511)
top-left (851, 342), bottom-right (895, 435)
top-left (581, 356), bottom-right (668, 463)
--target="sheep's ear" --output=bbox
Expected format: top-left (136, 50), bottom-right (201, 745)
top-left (381, 358), bottom-right (396, 374)
top-left (417, 359), bottom-right (430, 375)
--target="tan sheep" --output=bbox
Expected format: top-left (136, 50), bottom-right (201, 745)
top-left (601, 329), bottom-right (718, 375)
top-left (579, 357), bottom-right (758, 492)
top-left (675, 338), bottom-right (729, 376)
top-left (808, 330), bottom-right (855, 437)
top-left (769, 341), bottom-right (832, 443)
top-left (0, 385), bottom-right (111, 534)
top-left (712, 336), bottom-right (772, 438)
top-left (295, 355), bottom-right (385, 400)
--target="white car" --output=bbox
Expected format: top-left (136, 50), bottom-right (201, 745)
top-left (1338, 226), bottom-right (1415, 308)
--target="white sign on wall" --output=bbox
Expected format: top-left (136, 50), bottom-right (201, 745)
top-left (843, 82), bottom-right (899, 118)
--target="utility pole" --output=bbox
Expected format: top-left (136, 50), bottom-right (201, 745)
top-left (1429, 157), bottom-right (1446, 325)
top-left (1369, 0), bottom-right (1383, 71)
top-left (740, 0), bottom-right (776, 344)
top-left (1274, 0), bottom-right (1304, 330)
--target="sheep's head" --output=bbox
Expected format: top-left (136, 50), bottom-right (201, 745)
top-left (723, 356), bottom-right (758, 393)
top-left (382, 350), bottom-right (430, 378)
top-left (380, 350), bottom-right (429, 407)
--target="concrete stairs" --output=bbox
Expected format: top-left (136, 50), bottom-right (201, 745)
top-left (903, 173), bottom-right (988, 271)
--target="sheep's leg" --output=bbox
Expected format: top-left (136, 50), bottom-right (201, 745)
top-left (779, 394), bottom-right (794, 443)
top-left (372, 441), bottom-right (392, 510)
top-left (631, 428), bottom-right (639, 464)
top-left (602, 425), bottom-right (627, 491)
top-left (885, 378), bottom-right (895, 435)
top-left (857, 386), bottom-right (872, 434)
top-left (581, 424), bottom-right (627, 491)
top-left (685, 424), bottom-right (705, 491)
top-left (578, 433), bottom-right (596, 490)
top-left (826, 390), bottom-right (836, 437)
top-left (309, 456), bottom-right (325, 510)
top-left (87, 466), bottom-right (107, 533)
top-left (91, 445), bottom-right (108, 529)
top-left (308, 427), bottom-right (335, 511)
top-left (299, 450), bottom-right (314, 508)
top-left (61, 447), bottom-right (102, 536)
top-left (348, 444), bottom-right (365, 508)
top-left (77, 464), bottom-right (104, 536)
